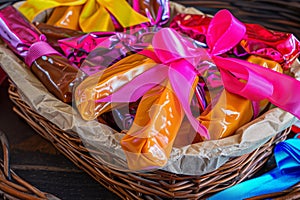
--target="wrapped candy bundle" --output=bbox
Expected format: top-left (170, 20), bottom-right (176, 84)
top-left (74, 9), bottom-right (300, 171)
top-left (0, 6), bottom-right (79, 103)
top-left (18, 0), bottom-right (169, 32)
top-left (56, 28), bottom-right (155, 76)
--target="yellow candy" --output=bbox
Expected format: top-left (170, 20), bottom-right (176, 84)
top-left (19, 0), bottom-right (149, 32)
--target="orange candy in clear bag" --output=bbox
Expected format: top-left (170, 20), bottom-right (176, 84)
top-left (195, 55), bottom-right (283, 141)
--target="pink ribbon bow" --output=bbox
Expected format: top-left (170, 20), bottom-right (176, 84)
top-left (97, 9), bottom-right (300, 139)
top-left (97, 27), bottom-right (210, 139)
top-left (207, 10), bottom-right (300, 118)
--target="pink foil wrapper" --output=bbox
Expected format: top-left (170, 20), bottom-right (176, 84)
top-left (59, 28), bottom-right (157, 75)
top-left (58, 32), bottom-right (115, 68)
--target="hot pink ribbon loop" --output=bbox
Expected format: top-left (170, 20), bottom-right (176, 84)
top-left (152, 27), bottom-right (201, 64)
top-left (96, 64), bottom-right (168, 102)
top-left (150, 28), bottom-right (210, 138)
top-left (207, 9), bottom-right (246, 55)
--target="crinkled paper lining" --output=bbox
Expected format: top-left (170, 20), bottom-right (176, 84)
top-left (0, 2), bottom-right (298, 175)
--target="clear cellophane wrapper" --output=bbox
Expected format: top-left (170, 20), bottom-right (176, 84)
top-left (0, 2), bottom-right (298, 175)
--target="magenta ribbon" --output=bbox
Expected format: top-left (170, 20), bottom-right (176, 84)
top-left (24, 35), bottom-right (61, 67)
top-left (96, 9), bottom-right (300, 139)
top-left (207, 10), bottom-right (300, 118)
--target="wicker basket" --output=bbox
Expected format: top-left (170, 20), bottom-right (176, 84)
top-left (3, 0), bottom-right (300, 199)
top-left (6, 81), bottom-right (292, 199)
top-left (0, 130), bottom-right (58, 200)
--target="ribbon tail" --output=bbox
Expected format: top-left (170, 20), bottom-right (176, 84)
top-left (78, 0), bottom-right (114, 32)
top-left (169, 62), bottom-right (210, 139)
top-left (215, 57), bottom-right (300, 119)
top-left (96, 64), bottom-right (168, 103)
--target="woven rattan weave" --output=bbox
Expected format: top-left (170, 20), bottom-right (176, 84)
top-left (8, 80), bottom-right (291, 199)
top-left (0, 130), bottom-right (58, 200)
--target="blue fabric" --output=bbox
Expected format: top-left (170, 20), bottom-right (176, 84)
top-left (208, 136), bottom-right (300, 200)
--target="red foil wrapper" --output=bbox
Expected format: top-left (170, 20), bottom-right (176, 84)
top-left (242, 24), bottom-right (300, 68)
top-left (0, 6), bottom-right (78, 103)
top-left (170, 13), bottom-right (211, 44)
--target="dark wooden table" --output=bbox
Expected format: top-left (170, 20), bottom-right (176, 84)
top-left (0, 78), bottom-right (120, 200)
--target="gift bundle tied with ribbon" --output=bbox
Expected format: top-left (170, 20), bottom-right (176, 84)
top-left (18, 0), bottom-right (169, 32)
top-left (74, 9), bottom-right (300, 171)
top-left (0, 6), bottom-right (78, 103)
